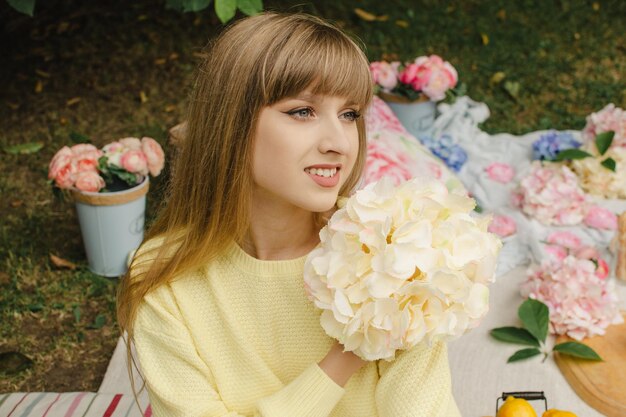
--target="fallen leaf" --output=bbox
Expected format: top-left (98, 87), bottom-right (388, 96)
top-left (6, 102), bottom-right (19, 110)
top-left (137, 14), bottom-right (148, 21)
top-left (10, 200), bottom-right (23, 208)
top-left (3, 142), bottom-right (44, 154)
top-left (381, 52), bottom-right (399, 61)
top-left (503, 80), bottom-right (521, 100)
top-left (66, 97), bottom-right (81, 106)
top-left (165, 104), bottom-right (176, 112)
top-left (154, 58), bottom-right (167, 65)
top-left (592, 2), bottom-right (600, 11)
top-left (35, 69), bottom-right (50, 78)
top-left (395, 20), bottom-right (409, 28)
top-left (35, 79), bottom-right (43, 93)
top-left (0, 271), bottom-right (10, 285)
top-left (490, 71), bottom-right (506, 85)
top-left (480, 33), bottom-right (489, 45)
top-left (169, 53), bottom-right (179, 60)
top-left (354, 8), bottom-right (388, 22)
top-left (574, 32), bottom-right (580, 40)
top-left (496, 9), bottom-right (506, 20)
top-left (50, 253), bottom-right (77, 270)
top-left (140, 91), bottom-right (148, 103)
top-left (59, 117), bottom-right (68, 125)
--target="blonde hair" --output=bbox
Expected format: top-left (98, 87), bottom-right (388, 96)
top-left (116, 11), bottom-right (372, 401)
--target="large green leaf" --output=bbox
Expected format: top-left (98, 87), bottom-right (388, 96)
top-left (237, 0), bottom-right (262, 16)
top-left (518, 298), bottom-right (549, 343)
top-left (595, 131), bottom-right (614, 156)
top-left (507, 348), bottom-right (541, 363)
top-left (215, 0), bottom-right (237, 22)
top-left (553, 148), bottom-right (592, 161)
top-left (3, 141), bottom-right (44, 154)
top-left (7, 0), bottom-right (35, 16)
top-left (490, 327), bottom-right (540, 347)
top-left (554, 342), bottom-right (602, 361)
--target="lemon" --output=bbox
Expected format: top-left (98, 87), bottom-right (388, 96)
top-left (542, 409), bottom-right (578, 417)
top-left (497, 396), bottom-right (538, 417)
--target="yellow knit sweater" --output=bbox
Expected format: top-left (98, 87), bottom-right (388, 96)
top-left (132, 240), bottom-right (461, 417)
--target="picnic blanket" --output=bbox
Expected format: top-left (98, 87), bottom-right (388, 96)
top-left (3, 96), bottom-right (625, 417)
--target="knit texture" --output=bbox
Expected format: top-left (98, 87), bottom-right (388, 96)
top-left (132, 239), bottom-right (461, 417)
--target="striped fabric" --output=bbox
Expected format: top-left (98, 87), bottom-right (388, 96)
top-left (0, 392), bottom-right (151, 417)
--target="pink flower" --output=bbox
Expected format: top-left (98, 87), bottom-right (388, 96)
top-left (546, 231), bottom-right (582, 250)
top-left (364, 139), bottom-right (413, 186)
top-left (398, 63), bottom-right (421, 87)
top-left (141, 137), bottom-right (165, 176)
top-left (515, 162), bottom-right (589, 225)
top-left (584, 205), bottom-right (618, 230)
top-left (582, 104), bottom-right (626, 149)
top-left (485, 162), bottom-right (515, 183)
top-left (48, 146), bottom-right (73, 180)
top-left (70, 143), bottom-right (99, 155)
top-left (55, 162), bottom-right (77, 189)
top-left (120, 149), bottom-right (148, 175)
top-left (369, 61), bottom-right (398, 90)
top-left (74, 171), bottom-right (105, 192)
top-left (118, 137), bottom-right (142, 150)
top-left (545, 245), bottom-right (568, 263)
top-left (487, 214), bottom-right (517, 237)
top-left (595, 258), bottom-right (610, 280)
top-left (76, 158), bottom-right (99, 173)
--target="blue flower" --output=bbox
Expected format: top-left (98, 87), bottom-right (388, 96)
top-left (419, 134), bottom-right (468, 172)
top-left (532, 131), bottom-right (581, 161)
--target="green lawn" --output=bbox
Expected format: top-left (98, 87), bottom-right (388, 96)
top-left (0, 0), bottom-right (624, 391)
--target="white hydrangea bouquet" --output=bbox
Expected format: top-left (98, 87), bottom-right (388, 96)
top-left (304, 177), bottom-right (502, 361)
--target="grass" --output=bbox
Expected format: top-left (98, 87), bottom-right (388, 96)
top-left (0, 0), bottom-right (624, 392)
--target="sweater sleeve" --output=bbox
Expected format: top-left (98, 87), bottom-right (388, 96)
top-left (133, 285), bottom-right (345, 417)
top-left (374, 341), bottom-right (461, 417)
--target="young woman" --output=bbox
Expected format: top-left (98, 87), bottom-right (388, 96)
top-left (117, 12), bottom-right (461, 417)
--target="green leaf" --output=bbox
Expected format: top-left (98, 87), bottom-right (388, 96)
top-left (490, 327), bottom-right (540, 347)
top-left (502, 80), bottom-right (520, 101)
top-left (554, 342), bottom-right (602, 361)
top-left (69, 132), bottom-right (91, 144)
top-left (3, 142), bottom-right (44, 154)
top-left (237, 0), bottom-right (262, 16)
top-left (518, 298), bottom-right (549, 343)
top-left (553, 148), bottom-right (593, 161)
top-left (215, 0), bottom-right (237, 22)
top-left (7, 0), bottom-right (36, 16)
top-left (595, 131), bottom-right (614, 156)
top-left (88, 314), bottom-right (107, 329)
top-left (73, 306), bottom-right (81, 323)
top-left (507, 348), bottom-right (542, 363)
top-left (601, 157), bottom-right (616, 172)
top-left (27, 303), bottom-right (44, 312)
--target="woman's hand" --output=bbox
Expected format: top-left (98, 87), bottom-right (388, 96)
top-left (318, 341), bottom-right (368, 387)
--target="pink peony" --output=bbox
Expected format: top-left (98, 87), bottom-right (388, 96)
top-left (485, 162), bottom-right (515, 183)
top-left (513, 162), bottom-right (589, 225)
top-left (487, 214), bottom-right (517, 237)
top-left (522, 256), bottom-right (623, 340)
top-left (364, 139), bottom-right (413, 186)
top-left (48, 146), bottom-right (73, 180)
top-left (581, 104), bottom-right (626, 149)
top-left (584, 205), bottom-right (618, 230)
top-left (369, 61), bottom-right (398, 91)
top-left (120, 149), bottom-right (148, 175)
top-left (54, 162), bottom-right (77, 189)
top-left (141, 137), bottom-right (165, 177)
top-left (118, 137), bottom-right (142, 150)
top-left (546, 231), bottom-right (582, 250)
top-left (544, 245), bottom-right (568, 263)
top-left (74, 171), bottom-right (105, 192)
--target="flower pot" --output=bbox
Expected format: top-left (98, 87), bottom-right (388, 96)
top-left (71, 177), bottom-right (149, 277)
top-left (378, 91), bottom-right (437, 139)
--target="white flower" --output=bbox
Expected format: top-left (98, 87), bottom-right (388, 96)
top-left (304, 176), bottom-right (502, 361)
top-left (570, 146), bottom-right (626, 199)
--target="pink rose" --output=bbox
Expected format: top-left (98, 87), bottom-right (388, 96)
top-left (74, 171), bottom-right (105, 192)
top-left (119, 137), bottom-right (142, 150)
top-left (595, 258), bottom-right (610, 279)
top-left (70, 143), bottom-right (99, 155)
top-left (141, 137), bottom-right (165, 176)
top-left (103, 141), bottom-right (124, 154)
top-left (55, 162), bottom-right (77, 189)
top-left (546, 231), bottom-right (582, 250)
top-left (487, 214), bottom-right (517, 237)
top-left (485, 162), bottom-right (515, 183)
top-left (545, 245), bottom-right (568, 263)
top-left (369, 61), bottom-right (398, 90)
top-left (364, 139), bottom-right (413, 186)
top-left (584, 205), bottom-right (618, 230)
top-left (398, 63), bottom-right (420, 87)
top-left (120, 149), bottom-right (148, 175)
top-left (48, 146), bottom-right (73, 179)
top-left (76, 158), bottom-right (99, 173)
top-left (573, 245), bottom-right (601, 261)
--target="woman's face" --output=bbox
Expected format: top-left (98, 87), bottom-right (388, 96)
top-left (251, 91), bottom-right (361, 213)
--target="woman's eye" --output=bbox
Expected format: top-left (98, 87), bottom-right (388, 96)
top-left (341, 111), bottom-right (361, 122)
top-left (287, 108), bottom-right (313, 119)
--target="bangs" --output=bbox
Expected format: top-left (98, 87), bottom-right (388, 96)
top-left (260, 20), bottom-right (372, 109)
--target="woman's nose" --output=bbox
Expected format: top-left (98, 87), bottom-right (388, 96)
top-left (317, 118), bottom-right (353, 155)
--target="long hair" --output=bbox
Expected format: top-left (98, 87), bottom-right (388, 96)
top-left (116, 11), bottom-right (372, 399)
